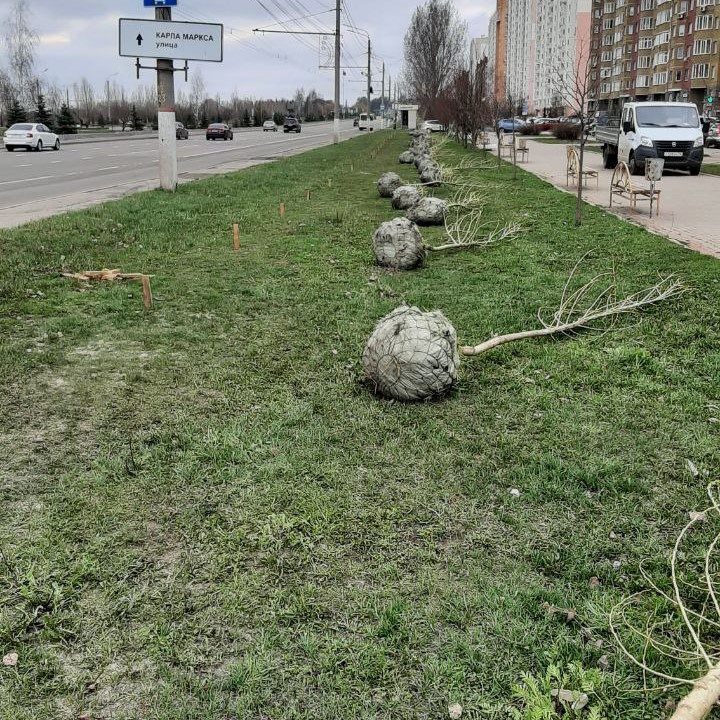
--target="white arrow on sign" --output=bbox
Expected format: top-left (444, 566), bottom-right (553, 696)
top-left (119, 18), bottom-right (223, 62)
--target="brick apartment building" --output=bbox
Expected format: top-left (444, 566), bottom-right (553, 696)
top-left (590, 0), bottom-right (720, 116)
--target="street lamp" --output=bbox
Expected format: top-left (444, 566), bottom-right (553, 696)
top-left (106, 72), bottom-right (119, 130)
top-left (35, 68), bottom-right (48, 102)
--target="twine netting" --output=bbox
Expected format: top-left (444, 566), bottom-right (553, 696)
top-left (377, 172), bottom-right (403, 198)
top-left (391, 185), bottom-right (422, 210)
top-left (372, 218), bottom-right (426, 270)
top-left (406, 197), bottom-right (448, 225)
top-left (362, 305), bottom-right (460, 401)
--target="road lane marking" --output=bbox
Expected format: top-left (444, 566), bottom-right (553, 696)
top-left (96, 166), bottom-right (120, 171)
top-left (0, 175), bottom-right (53, 186)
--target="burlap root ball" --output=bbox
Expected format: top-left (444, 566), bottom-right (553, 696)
top-left (398, 150), bottom-right (415, 164)
top-left (372, 217), bottom-right (426, 270)
top-left (415, 153), bottom-right (431, 171)
top-left (406, 197), bottom-right (448, 225)
top-left (391, 185), bottom-right (422, 210)
top-left (420, 162), bottom-right (442, 186)
top-left (377, 172), bottom-right (403, 198)
top-left (362, 305), bottom-right (460, 401)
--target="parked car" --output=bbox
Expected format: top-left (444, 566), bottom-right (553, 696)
top-left (706, 123), bottom-right (720, 148)
top-left (496, 118), bottom-right (526, 133)
top-left (175, 122), bottom-right (189, 140)
top-left (283, 117), bottom-right (301, 133)
top-left (3, 122), bottom-right (60, 152)
top-left (422, 119), bottom-right (446, 132)
top-left (206, 123), bottom-right (233, 141)
top-left (262, 120), bottom-right (278, 132)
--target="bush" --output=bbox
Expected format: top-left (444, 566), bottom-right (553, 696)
top-left (519, 124), bottom-right (540, 136)
top-left (552, 123), bottom-right (581, 140)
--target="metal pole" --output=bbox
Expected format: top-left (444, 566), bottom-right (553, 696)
top-left (367, 37), bottom-right (371, 118)
top-left (106, 81), bottom-right (111, 131)
top-left (333, 0), bottom-right (340, 143)
top-left (156, 6), bottom-right (177, 191)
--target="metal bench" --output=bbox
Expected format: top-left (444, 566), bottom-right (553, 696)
top-left (609, 161), bottom-right (661, 216)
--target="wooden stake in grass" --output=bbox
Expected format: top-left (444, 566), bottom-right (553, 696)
top-left (279, 202), bottom-right (285, 218)
top-left (232, 223), bottom-right (240, 251)
top-left (362, 264), bottom-right (684, 401)
top-left (140, 274), bottom-right (153, 309)
top-left (306, 189), bottom-right (310, 201)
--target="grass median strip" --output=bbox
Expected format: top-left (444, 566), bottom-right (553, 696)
top-left (0, 131), bottom-right (718, 719)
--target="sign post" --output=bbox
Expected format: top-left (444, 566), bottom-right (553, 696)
top-left (119, 13), bottom-right (223, 192)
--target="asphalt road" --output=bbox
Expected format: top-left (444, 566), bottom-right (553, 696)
top-left (0, 120), bottom-right (361, 228)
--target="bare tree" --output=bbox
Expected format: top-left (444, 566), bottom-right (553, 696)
top-left (189, 69), bottom-right (206, 125)
top-left (447, 55), bottom-right (488, 148)
top-left (2, 0), bottom-right (38, 108)
top-left (403, 0), bottom-right (466, 114)
top-left (73, 77), bottom-right (95, 128)
top-left (483, 94), bottom-right (513, 168)
top-left (551, 40), bottom-right (594, 226)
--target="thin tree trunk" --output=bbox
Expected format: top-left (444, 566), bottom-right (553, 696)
top-left (671, 666), bottom-right (720, 720)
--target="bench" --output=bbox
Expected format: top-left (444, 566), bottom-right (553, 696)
top-left (498, 133), bottom-right (514, 158)
top-left (516, 138), bottom-right (529, 163)
top-left (566, 145), bottom-right (598, 188)
top-left (609, 161), bottom-right (661, 216)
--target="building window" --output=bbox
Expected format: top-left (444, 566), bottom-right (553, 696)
top-left (692, 63), bottom-right (710, 78)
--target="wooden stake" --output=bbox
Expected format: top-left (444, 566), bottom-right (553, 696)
top-left (279, 202), bottom-right (285, 218)
top-left (327, 179), bottom-right (332, 188)
top-left (306, 189), bottom-right (310, 201)
top-left (233, 223), bottom-right (240, 250)
top-left (350, 162), bottom-right (354, 172)
top-left (141, 275), bottom-right (153, 309)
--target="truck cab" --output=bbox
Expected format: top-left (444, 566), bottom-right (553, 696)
top-left (599, 102), bottom-right (704, 176)
top-left (358, 113), bottom-right (375, 131)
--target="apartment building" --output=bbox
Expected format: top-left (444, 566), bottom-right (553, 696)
top-left (590, 0), bottom-right (720, 114)
top-left (487, 0), bottom-right (592, 115)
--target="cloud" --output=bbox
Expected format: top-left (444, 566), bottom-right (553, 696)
top-left (39, 33), bottom-right (71, 45)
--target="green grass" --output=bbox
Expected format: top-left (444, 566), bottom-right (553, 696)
top-left (702, 162), bottom-right (720, 176)
top-left (1, 131), bottom-right (719, 720)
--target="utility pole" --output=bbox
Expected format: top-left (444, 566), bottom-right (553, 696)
top-left (367, 37), bottom-right (371, 116)
top-left (156, 6), bottom-right (177, 191)
top-left (381, 62), bottom-right (385, 112)
top-left (333, 0), bottom-right (341, 143)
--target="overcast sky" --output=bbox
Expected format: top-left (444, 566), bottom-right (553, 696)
top-left (3, 0), bottom-right (493, 103)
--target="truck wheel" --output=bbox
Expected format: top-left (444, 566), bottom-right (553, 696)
top-left (602, 145), bottom-right (617, 169)
top-left (627, 153), bottom-right (642, 175)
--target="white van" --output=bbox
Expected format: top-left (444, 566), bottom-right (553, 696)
top-left (595, 102), bottom-right (704, 175)
top-left (358, 113), bottom-right (375, 131)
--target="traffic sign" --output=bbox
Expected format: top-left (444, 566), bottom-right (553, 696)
top-left (144, 1), bottom-right (177, 5)
top-left (708, 96), bottom-right (714, 104)
top-left (119, 18), bottom-right (222, 61)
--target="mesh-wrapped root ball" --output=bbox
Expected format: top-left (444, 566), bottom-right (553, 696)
top-left (398, 151), bottom-right (415, 164)
top-left (362, 305), bottom-right (460, 401)
top-left (377, 172), bottom-right (403, 198)
top-left (391, 185), bottom-right (422, 210)
top-left (420, 162), bottom-right (442, 186)
top-left (406, 197), bottom-right (448, 226)
top-left (372, 217), bottom-right (426, 270)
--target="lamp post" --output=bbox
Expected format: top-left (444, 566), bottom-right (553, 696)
top-left (106, 72), bottom-right (118, 131)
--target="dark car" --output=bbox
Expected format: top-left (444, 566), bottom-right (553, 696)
top-left (206, 123), bottom-right (233, 141)
top-left (175, 122), bottom-right (189, 140)
top-left (283, 117), bottom-right (301, 133)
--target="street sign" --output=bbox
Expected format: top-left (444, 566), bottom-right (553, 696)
top-left (144, 0), bottom-right (177, 6)
top-left (119, 18), bottom-right (222, 62)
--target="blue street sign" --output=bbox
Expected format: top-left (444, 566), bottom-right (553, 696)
top-left (144, 0), bottom-right (177, 6)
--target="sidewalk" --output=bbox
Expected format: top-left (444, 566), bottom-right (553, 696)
top-left (495, 138), bottom-right (720, 259)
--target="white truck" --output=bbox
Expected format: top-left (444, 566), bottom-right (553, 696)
top-left (358, 113), bottom-right (375, 131)
top-left (594, 101), bottom-right (704, 176)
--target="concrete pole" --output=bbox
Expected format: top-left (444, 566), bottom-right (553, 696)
top-left (156, 6), bottom-right (177, 191)
top-left (367, 38), bottom-right (371, 119)
top-left (333, 0), bottom-right (341, 143)
top-left (381, 62), bottom-right (385, 128)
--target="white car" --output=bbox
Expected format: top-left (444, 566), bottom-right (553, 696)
top-left (422, 119), bottom-right (445, 132)
top-left (262, 120), bottom-right (278, 132)
top-left (4, 123), bottom-right (60, 152)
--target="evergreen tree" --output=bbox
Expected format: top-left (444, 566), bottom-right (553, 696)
top-left (7, 98), bottom-right (27, 125)
top-left (34, 95), bottom-right (52, 127)
top-left (130, 104), bottom-right (144, 131)
top-left (199, 109), bottom-right (208, 128)
top-left (97, 114), bottom-right (106, 128)
top-left (56, 103), bottom-right (77, 134)
top-left (241, 108), bottom-right (251, 127)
